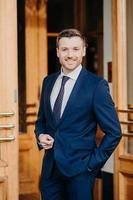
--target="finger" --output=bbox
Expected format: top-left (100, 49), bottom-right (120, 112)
top-left (47, 135), bottom-right (54, 141)
top-left (39, 135), bottom-right (54, 144)
top-left (44, 140), bottom-right (54, 145)
top-left (42, 143), bottom-right (53, 148)
top-left (44, 145), bottom-right (53, 150)
top-left (41, 142), bottom-right (52, 146)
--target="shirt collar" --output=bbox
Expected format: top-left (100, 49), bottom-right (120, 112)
top-left (60, 65), bottom-right (82, 81)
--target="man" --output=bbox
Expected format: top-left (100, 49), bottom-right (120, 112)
top-left (35, 28), bottom-right (122, 200)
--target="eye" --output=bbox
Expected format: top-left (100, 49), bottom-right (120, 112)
top-left (61, 48), bottom-right (67, 51)
top-left (73, 47), bottom-right (80, 51)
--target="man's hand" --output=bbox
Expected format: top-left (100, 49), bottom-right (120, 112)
top-left (38, 134), bottom-right (54, 150)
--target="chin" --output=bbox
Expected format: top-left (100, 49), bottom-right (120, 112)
top-left (66, 65), bottom-right (77, 70)
top-left (66, 68), bottom-right (76, 72)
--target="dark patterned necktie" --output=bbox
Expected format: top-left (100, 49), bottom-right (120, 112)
top-left (53, 76), bottom-right (69, 125)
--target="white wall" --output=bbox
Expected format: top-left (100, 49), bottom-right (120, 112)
top-left (102, 0), bottom-right (114, 174)
top-left (103, 0), bottom-right (112, 82)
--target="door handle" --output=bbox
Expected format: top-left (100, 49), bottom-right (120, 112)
top-left (0, 124), bottom-right (15, 129)
top-left (0, 112), bottom-right (15, 117)
top-left (0, 135), bottom-right (15, 142)
top-left (0, 112), bottom-right (15, 142)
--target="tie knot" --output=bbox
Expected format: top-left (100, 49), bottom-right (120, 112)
top-left (61, 76), bottom-right (69, 87)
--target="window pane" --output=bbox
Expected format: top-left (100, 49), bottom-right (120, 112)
top-left (47, 0), bottom-right (74, 32)
top-left (48, 37), bottom-right (60, 74)
top-left (17, 0), bottom-right (27, 133)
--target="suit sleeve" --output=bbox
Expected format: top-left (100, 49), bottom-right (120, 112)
top-left (88, 79), bottom-right (122, 170)
top-left (34, 78), bottom-right (47, 150)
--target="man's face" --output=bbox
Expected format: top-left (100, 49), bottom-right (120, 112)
top-left (56, 36), bottom-right (86, 74)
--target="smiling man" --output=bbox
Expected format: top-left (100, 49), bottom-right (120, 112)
top-left (35, 28), bottom-right (122, 200)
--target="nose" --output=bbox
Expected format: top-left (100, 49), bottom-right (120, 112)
top-left (67, 50), bottom-right (73, 58)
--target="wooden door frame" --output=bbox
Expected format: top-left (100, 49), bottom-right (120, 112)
top-left (19, 0), bottom-right (47, 196)
top-left (112, 0), bottom-right (128, 199)
top-left (0, 0), bottom-right (18, 199)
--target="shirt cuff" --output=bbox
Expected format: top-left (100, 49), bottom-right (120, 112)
top-left (87, 167), bottom-right (92, 172)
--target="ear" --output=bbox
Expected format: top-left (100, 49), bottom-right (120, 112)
top-left (56, 48), bottom-right (59, 58)
top-left (83, 47), bottom-right (86, 57)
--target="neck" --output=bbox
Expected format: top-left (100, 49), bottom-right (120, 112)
top-left (62, 66), bottom-right (81, 75)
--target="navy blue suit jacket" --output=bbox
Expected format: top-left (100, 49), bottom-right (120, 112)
top-left (35, 67), bottom-right (122, 178)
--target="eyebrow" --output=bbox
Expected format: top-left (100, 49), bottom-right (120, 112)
top-left (60, 46), bottom-right (81, 48)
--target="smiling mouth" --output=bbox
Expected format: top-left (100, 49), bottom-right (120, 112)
top-left (66, 60), bottom-right (75, 64)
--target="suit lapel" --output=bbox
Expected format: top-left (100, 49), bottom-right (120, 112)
top-left (59, 68), bottom-right (87, 125)
top-left (46, 72), bottom-right (60, 128)
top-left (46, 68), bottom-right (87, 128)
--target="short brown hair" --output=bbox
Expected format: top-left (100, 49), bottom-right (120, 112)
top-left (56, 28), bottom-right (87, 48)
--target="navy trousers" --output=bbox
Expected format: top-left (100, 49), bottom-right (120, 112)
top-left (40, 163), bottom-right (95, 200)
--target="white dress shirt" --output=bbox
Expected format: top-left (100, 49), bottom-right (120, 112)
top-left (50, 65), bottom-right (82, 117)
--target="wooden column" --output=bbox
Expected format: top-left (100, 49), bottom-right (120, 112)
top-left (38, 1), bottom-right (48, 84)
top-left (112, 0), bottom-right (127, 107)
top-left (25, 0), bottom-right (47, 109)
